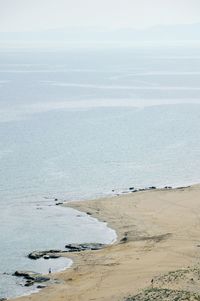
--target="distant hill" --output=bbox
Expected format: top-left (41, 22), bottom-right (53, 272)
top-left (0, 23), bottom-right (200, 47)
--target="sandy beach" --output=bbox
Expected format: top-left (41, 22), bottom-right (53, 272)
top-left (14, 184), bottom-right (200, 301)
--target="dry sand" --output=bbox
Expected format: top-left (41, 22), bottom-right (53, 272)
top-left (14, 184), bottom-right (200, 301)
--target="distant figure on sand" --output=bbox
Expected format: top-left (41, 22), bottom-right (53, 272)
top-left (151, 279), bottom-right (154, 287)
top-left (49, 268), bottom-right (51, 274)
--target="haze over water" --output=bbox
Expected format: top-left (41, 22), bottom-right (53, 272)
top-left (0, 44), bottom-right (200, 298)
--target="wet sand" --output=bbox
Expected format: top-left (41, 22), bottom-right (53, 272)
top-left (14, 184), bottom-right (200, 301)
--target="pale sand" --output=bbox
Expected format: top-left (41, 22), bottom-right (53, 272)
top-left (14, 184), bottom-right (200, 301)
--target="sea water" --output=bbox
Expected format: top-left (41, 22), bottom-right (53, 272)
top-left (0, 44), bottom-right (200, 298)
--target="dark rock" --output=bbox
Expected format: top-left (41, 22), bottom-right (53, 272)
top-left (120, 232), bottom-right (128, 243)
top-left (13, 271), bottom-right (38, 278)
top-left (149, 186), bottom-right (157, 190)
top-left (86, 212), bottom-right (92, 215)
top-left (54, 198), bottom-right (58, 201)
top-left (24, 280), bottom-right (34, 287)
top-left (120, 236), bottom-right (128, 243)
top-left (37, 285), bottom-right (47, 289)
top-left (25, 275), bottom-right (37, 280)
top-left (164, 186), bottom-right (172, 189)
top-left (55, 202), bottom-right (63, 206)
top-left (129, 187), bottom-right (135, 191)
top-left (132, 189), bottom-right (138, 193)
top-left (65, 243), bottom-right (105, 252)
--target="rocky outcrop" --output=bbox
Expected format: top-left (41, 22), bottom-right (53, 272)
top-left (13, 271), bottom-right (50, 287)
top-left (65, 243), bottom-right (105, 252)
top-left (28, 250), bottom-right (61, 260)
top-left (27, 243), bottom-right (105, 262)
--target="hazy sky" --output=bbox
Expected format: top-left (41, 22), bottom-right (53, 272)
top-left (0, 0), bottom-right (200, 32)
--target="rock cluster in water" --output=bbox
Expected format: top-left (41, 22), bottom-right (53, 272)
top-left (16, 244), bottom-right (105, 288)
top-left (129, 186), bottom-right (169, 193)
top-left (28, 250), bottom-right (61, 260)
top-left (112, 185), bottom-right (192, 196)
top-left (118, 186), bottom-right (174, 194)
top-left (13, 271), bottom-right (50, 287)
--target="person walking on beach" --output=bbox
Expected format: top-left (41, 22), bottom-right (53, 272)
top-left (49, 268), bottom-right (51, 274)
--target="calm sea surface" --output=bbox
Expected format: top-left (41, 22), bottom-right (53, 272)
top-left (0, 45), bottom-right (200, 298)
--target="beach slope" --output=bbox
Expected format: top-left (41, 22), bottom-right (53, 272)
top-left (15, 184), bottom-right (200, 301)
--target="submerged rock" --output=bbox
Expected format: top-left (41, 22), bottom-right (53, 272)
top-left (65, 243), bottom-right (105, 252)
top-left (37, 285), bottom-right (47, 289)
top-left (24, 280), bottom-right (34, 287)
top-left (149, 186), bottom-right (157, 190)
top-left (33, 276), bottom-right (50, 283)
top-left (48, 254), bottom-right (60, 259)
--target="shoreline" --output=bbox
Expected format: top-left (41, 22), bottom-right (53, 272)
top-left (13, 183), bottom-right (200, 301)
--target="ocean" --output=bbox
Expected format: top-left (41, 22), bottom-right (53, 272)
top-left (0, 44), bottom-right (200, 298)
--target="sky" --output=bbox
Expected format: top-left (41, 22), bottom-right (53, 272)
top-left (0, 0), bottom-right (200, 32)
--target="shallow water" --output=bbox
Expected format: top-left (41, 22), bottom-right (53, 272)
top-left (0, 45), bottom-right (200, 298)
